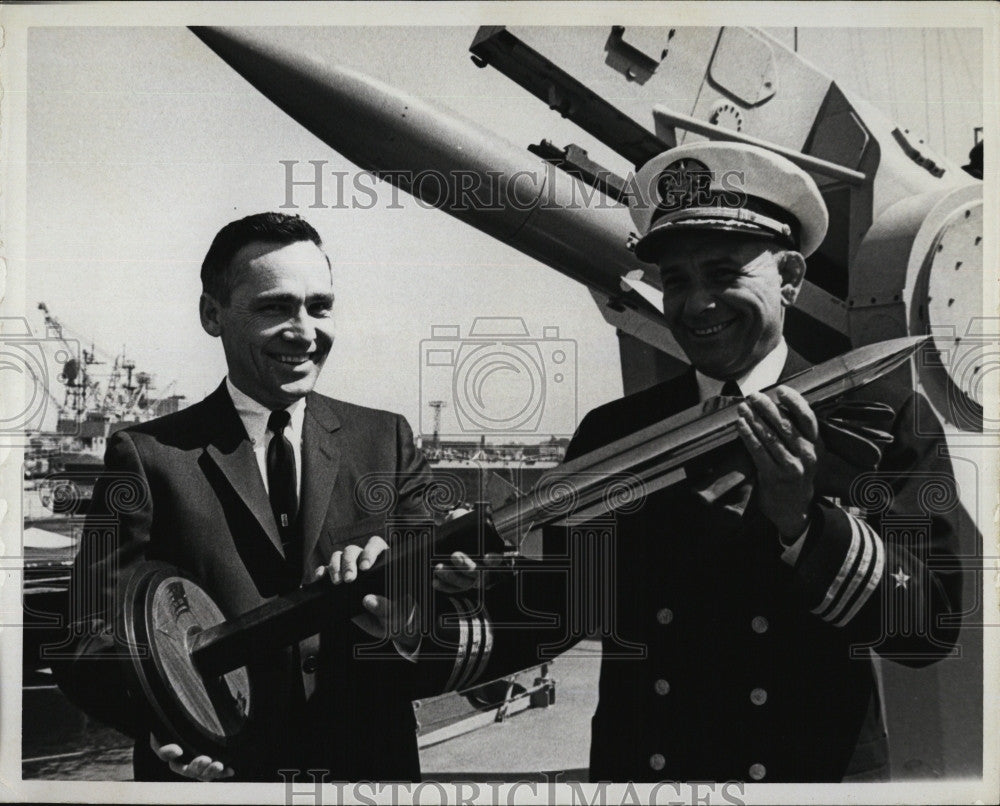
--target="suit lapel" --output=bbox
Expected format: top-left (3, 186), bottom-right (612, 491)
top-left (779, 346), bottom-right (811, 382)
top-left (201, 383), bottom-right (286, 557)
top-left (646, 367), bottom-right (700, 422)
top-left (300, 393), bottom-right (342, 566)
top-left (668, 368), bottom-right (700, 415)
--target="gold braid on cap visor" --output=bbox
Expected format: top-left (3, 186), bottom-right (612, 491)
top-left (646, 206), bottom-right (796, 246)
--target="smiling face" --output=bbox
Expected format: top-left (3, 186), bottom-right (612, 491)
top-left (657, 232), bottom-right (805, 381)
top-left (200, 239), bottom-right (335, 409)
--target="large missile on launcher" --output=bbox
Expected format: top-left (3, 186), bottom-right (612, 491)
top-left (190, 26), bottom-right (684, 365)
top-left (465, 26), bottom-right (986, 431)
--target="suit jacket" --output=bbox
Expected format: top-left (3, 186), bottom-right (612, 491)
top-left (57, 383), bottom-right (435, 781)
top-left (440, 351), bottom-right (972, 782)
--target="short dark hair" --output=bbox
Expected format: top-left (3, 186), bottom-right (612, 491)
top-left (201, 212), bottom-right (325, 304)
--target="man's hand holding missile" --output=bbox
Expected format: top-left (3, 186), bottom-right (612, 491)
top-left (430, 506), bottom-right (507, 595)
top-left (330, 510), bottom-right (499, 648)
top-left (734, 385), bottom-right (820, 541)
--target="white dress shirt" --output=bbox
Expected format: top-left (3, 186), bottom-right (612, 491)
top-left (226, 377), bottom-right (306, 496)
top-left (692, 339), bottom-right (809, 564)
top-left (695, 338), bottom-right (788, 400)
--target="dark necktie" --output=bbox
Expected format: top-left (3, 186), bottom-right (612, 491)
top-left (721, 379), bottom-right (743, 398)
top-left (266, 409), bottom-right (298, 553)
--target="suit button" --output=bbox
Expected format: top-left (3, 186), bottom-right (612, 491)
top-left (656, 608), bottom-right (674, 625)
top-left (749, 763), bottom-right (766, 780)
top-left (302, 655), bottom-right (319, 674)
top-left (649, 753), bottom-right (665, 771)
top-left (751, 616), bottom-right (769, 634)
top-left (653, 679), bottom-right (671, 696)
top-left (750, 687), bottom-right (768, 706)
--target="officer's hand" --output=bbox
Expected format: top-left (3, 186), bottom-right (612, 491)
top-left (318, 534), bottom-right (388, 584)
top-left (432, 506), bottom-right (505, 593)
top-left (735, 386), bottom-right (818, 539)
top-left (150, 733), bottom-right (234, 781)
top-left (433, 551), bottom-right (505, 593)
top-left (355, 593), bottom-right (420, 655)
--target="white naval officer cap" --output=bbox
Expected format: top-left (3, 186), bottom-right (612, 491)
top-left (628, 141), bottom-right (829, 263)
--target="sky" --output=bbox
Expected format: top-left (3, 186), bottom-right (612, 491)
top-left (15, 21), bottom-right (986, 439)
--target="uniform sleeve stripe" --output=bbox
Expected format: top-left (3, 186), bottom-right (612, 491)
top-left (443, 597), bottom-right (472, 693)
top-left (811, 514), bottom-right (862, 616)
top-left (824, 516), bottom-right (875, 623)
top-left (465, 610), bottom-right (494, 690)
top-left (835, 524), bottom-right (885, 627)
top-left (817, 526), bottom-right (866, 623)
top-left (455, 608), bottom-right (483, 691)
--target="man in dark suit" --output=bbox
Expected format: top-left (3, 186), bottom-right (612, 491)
top-left (445, 142), bottom-right (974, 782)
top-left (59, 212), bottom-right (435, 781)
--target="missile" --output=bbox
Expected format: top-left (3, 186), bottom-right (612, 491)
top-left (190, 26), bottom-right (682, 356)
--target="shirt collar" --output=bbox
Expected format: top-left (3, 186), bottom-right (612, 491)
top-left (695, 338), bottom-right (788, 401)
top-left (225, 376), bottom-right (307, 446)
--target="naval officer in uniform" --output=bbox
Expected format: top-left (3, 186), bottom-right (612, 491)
top-left (441, 142), bottom-right (973, 782)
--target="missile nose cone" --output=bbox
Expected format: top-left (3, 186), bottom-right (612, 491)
top-left (190, 27), bottom-right (288, 74)
top-left (855, 335), bottom-right (930, 368)
top-left (190, 27), bottom-right (412, 175)
top-left (832, 335), bottom-right (930, 395)
top-left (190, 27), bottom-right (348, 138)
top-left (903, 334), bottom-right (932, 356)
top-left (190, 27), bottom-right (287, 80)
top-left (783, 335), bottom-right (932, 405)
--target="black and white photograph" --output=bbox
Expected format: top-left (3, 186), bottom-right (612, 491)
top-left (0, 2), bottom-right (996, 804)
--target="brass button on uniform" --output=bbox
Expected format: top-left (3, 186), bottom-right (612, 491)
top-left (750, 687), bottom-right (768, 706)
top-left (653, 679), bottom-right (671, 696)
top-left (656, 608), bottom-right (674, 625)
top-left (751, 616), bottom-right (769, 634)
top-left (302, 655), bottom-right (319, 674)
top-left (749, 763), bottom-right (766, 780)
top-left (649, 753), bottom-right (665, 771)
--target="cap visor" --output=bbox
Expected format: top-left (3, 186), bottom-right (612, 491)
top-left (634, 219), bottom-right (781, 263)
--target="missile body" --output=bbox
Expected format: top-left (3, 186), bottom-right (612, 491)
top-left (191, 27), bottom-right (666, 328)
